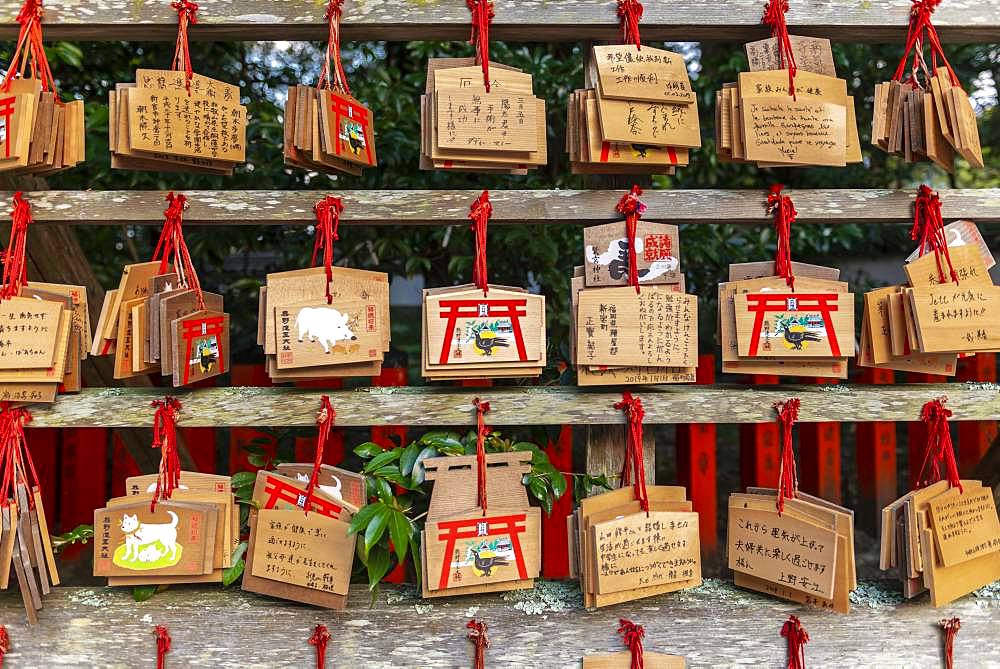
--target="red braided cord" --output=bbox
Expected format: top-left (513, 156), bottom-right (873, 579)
top-left (1, 0), bottom-right (57, 95)
top-left (617, 618), bottom-right (646, 669)
top-left (153, 193), bottom-right (205, 310)
top-left (0, 624), bottom-right (8, 668)
top-left (317, 0), bottom-right (351, 95)
top-left (615, 185), bottom-right (646, 294)
top-left (1, 193), bottom-right (32, 300)
top-left (761, 0), bottom-right (797, 99)
top-left (917, 397), bottom-right (962, 492)
top-left (466, 0), bottom-right (494, 92)
top-left (467, 618), bottom-right (489, 669)
top-left (309, 624), bottom-right (331, 669)
top-left (312, 196), bottom-right (344, 305)
top-left (170, 0), bottom-right (199, 92)
top-left (939, 617), bottom-right (960, 669)
top-left (892, 0), bottom-right (959, 86)
top-left (0, 406), bottom-right (37, 513)
top-left (911, 185), bottom-right (958, 285)
top-left (614, 392), bottom-right (649, 514)
top-left (617, 0), bottom-right (643, 49)
top-left (469, 190), bottom-right (492, 296)
top-left (781, 615), bottom-right (809, 669)
top-left (150, 397), bottom-right (182, 513)
top-left (473, 398), bottom-right (490, 513)
top-left (303, 396), bottom-right (335, 515)
top-left (767, 185), bottom-right (796, 290)
top-left (774, 398), bottom-right (800, 515)
top-left (154, 625), bottom-right (171, 669)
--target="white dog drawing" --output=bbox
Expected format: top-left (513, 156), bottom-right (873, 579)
top-left (294, 472), bottom-right (343, 501)
top-left (295, 307), bottom-right (358, 353)
top-left (586, 237), bottom-right (678, 282)
top-left (120, 511), bottom-right (179, 562)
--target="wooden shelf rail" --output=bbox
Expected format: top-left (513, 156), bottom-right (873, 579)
top-left (2, 189), bottom-right (999, 227)
top-left (23, 384), bottom-right (1000, 427)
top-left (0, 0), bottom-right (998, 43)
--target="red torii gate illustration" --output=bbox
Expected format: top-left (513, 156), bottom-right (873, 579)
top-left (434, 512), bottom-right (530, 590)
top-left (260, 473), bottom-right (348, 520)
top-left (745, 292), bottom-right (842, 357)
top-left (437, 298), bottom-right (529, 365)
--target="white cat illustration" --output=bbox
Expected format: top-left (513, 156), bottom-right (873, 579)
top-left (120, 511), bottom-right (179, 562)
top-left (294, 473), bottom-right (343, 501)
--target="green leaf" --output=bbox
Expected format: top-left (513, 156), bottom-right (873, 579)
top-left (419, 430), bottom-right (464, 454)
top-left (132, 585), bottom-right (163, 602)
top-left (347, 502), bottom-right (382, 536)
top-left (366, 547), bottom-right (392, 591)
top-left (375, 477), bottom-right (394, 503)
top-left (230, 471), bottom-right (256, 489)
top-left (247, 454), bottom-right (267, 468)
top-left (527, 476), bottom-right (553, 515)
top-left (354, 442), bottom-right (385, 459)
top-left (363, 449), bottom-right (402, 473)
top-left (50, 524), bottom-right (94, 553)
top-left (242, 444), bottom-right (268, 457)
top-left (364, 506), bottom-right (391, 551)
top-left (387, 509), bottom-right (411, 564)
top-left (410, 446), bottom-right (438, 486)
top-left (410, 535), bottom-right (423, 590)
top-left (399, 442), bottom-right (421, 476)
top-left (222, 558), bottom-right (245, 587)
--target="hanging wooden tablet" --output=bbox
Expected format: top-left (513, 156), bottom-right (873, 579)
top-left (582, 619), bottom-right (686, 668)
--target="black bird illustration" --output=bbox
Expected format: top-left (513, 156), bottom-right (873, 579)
top-left (474, 331), bottom-right (509, 356)
top-left (782, 326), bottom-right (822, 350)
top-left (471, 548), bottom-right (509, 576)
top-left (199, 343), bottom-right (218, 372)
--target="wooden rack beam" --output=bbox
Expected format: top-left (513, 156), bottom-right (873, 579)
top-left (0, 0), bottom-right (997, 43)
top-left (3, 189), bottom-right (999, 227)
top-left (24, 384), bottom-right (1000, 428)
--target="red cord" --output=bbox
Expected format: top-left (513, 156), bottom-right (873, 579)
top-left (154, 625), bottom-right (171, 669)
top-left (917, 397), bottom-right (962, 493)
top-left (153, 193), bottom-right (205, 310)
top-left (774, 398), bottom-right (801, 515)
top-left (309, 624), bottom-right (331, 669)
top-left (617, 618), bottom-right (646, 669)
top-left (615, 392), bottom-right (649, 514)
top-left (761, 0), bottom-right (797, 99)
top-left (911, 186), bottom-right (958, 285)
top-left (317, 0), bottom-right (351, 95)
top-left (150, 397), bottom-right (182, 513)
top-left (781, 615), bottom-right (809, 669)
top-left (940, 617), bottom-right (960, 669)
top-left (617, 0), bottom-right (643, 49)
top-left (467, 619), bottom-right (489, 669)
top-left (170, 0), bottom-right (199, 92)
top-left (473, 398), bottom-right (491, 513)
top-left (311, 196), bottom-right (344, 305)
top-left (469, 191), bottom-right (492, 296)
top-left (303, 396), bottom-right (336, 515)
top-left (615, 185), bottom-right (646, 294)
top-left (466, 0), bottom-right (494, 92)
top-left (767, 185), bottom-right (797, 290)
top-left (1, 193), bottom-right (31, 300)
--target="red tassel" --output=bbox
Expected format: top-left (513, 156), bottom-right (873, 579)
top-left (150, 397), bottom-right (182, 513)
top-left (911, 186), bottom-right (959, 285)
top-left (154, 625), bottom-right (171, 669)
top-left (781, 615), bottom-right (808, 669)
top-left (614, 393), bottom-right (648, 514)
top-left (616, 0), bottom-right (643, 48)
top-left (466, 0), bottom-right (494, 92)
top-left (774, 398), bottom-right (801, 514)
top-left (767, 185), bottom-right (797, 290)
top-left (1, 193), bottom-right (32, 300)
top-left (153, 193), bottom-right (205, 310)
top-left (303, 396), bottom-right (336, 514)
top-left (467, 618), bottom-right (489, 669)
top-left (311, 196), bottom-right (344, 305)
top-left (309, 624), bottom-right (331, 669)
top-left (617, 618), bottom-right (645, 669)
top-left (0, 624), bottom-right (9, 667)
top-left (170, 0), bottom-right (199, 92)
top-left (917, 397), bottom-right (963, 493)
top-left (473, 398), bottom-right (491, 512)
top-left (469, 191), bottom-right (492, 296)
top-left (940, 617), bottom-right (960, 669)
top-left (615, 185), bottom-right (646, 294)
top-left (761, 0), bottom-right (797, 99)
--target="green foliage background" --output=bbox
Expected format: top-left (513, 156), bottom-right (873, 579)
top-left (10, 38), bottom-right (999, 379)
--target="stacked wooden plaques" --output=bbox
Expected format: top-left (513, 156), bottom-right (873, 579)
top-left (567, 486), bottom-right (701, 608)
top-left (93, 471), bottom-right (238, 587)
top-left (719, 262), bottom-right (853, 379)
top-left (420, 58), bottom-right (545, 174)
top-left (92, 264), bottom-right (229, 387)
top-left (716, 36), bottom-right (862, 167)
top-left (257, 266), bottom-right (390, 383)
top-left (880, 479), bottom-right (1000, 606)
top-left (568, 44), bottom-right (700, 175)
top-left (422, 284), bottom-right (545, 380)
top-left (420, 452), bottom-right (540, 598)
top-left (728, 488), bottom-right (857, 614)
top-left (0, 409), bottom-right (59, 624)
top-left (0, 79), bottom-right (85, 176)
top-left (859, 231), bottom-right (999, 375)
top-left (0, 283), bottom-right (87, 404)
top-left (242, 469), bottom-right (359, 609)
top-left (571, 220), bottom-right (697, 386)
top-left (284, 84), bottom-right (377, 176)
top-left (110, 69), bottom-right (247, 174)
top-left (582, 621), bottom-right (685, 668)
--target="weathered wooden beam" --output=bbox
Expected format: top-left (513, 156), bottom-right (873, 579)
top-left (24, 384), bottom-right (1000, 428)
top-left (585, 424), bottom-right (654, 492)
top-left (0, 0), bottom-right (996, 42)
top-left (3, 189), bottom-right (999, 227)
top-left (3, 583), bottom-right (996, 667)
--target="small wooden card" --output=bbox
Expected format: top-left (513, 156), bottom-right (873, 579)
top-left (424, 290), bottom-right (545, 366)
top-left (583, 221), bottom-right (680, 287)
top-left (0, 296), bottom-right (62, 369)
top-left (127, 87), bottom-right (246, 162)
top-left (905, 244), bottom-right (992, 288)
top-left (909, 284), bottom-right (1000, 352)
top-left (170, 309), bottom-right (229, 387)
top-left (744, 35), bottom-right (836, 76)
top-left (583, 652), bottom-right (685, 669)
top-left (927, 485), bottom-right (1000, 568)
top-left (734, 291), bottom-right (854, 358)
top-left (434, 90), bottom-right (539, 152)
top-left (159, 289), bottom-right (224, 375)
top-left (593, 45), bottom-right (694, 104)
top-left (320, 89), bottom-right (377, 167)
top-left (93, 501), bottom-right (213, 577)
top-left (595, 94), bottom-right (701, 148)
top-left (273, 299), bottom-right (384, 369)
top-left (274, 463), bottom-right (367, 509)
top-left (591, 511), bottom-right (700, 594)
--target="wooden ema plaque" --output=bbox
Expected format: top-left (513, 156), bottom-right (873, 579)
top-left (734, 291), bottom-right (854, 358)
top-left (908, 284), bottom-right (1000, 353)
top-left (321, 89), bottom-right (376, 167)
top-left (274, 463), bottom-right (367, 509)
top-left (274, 299), bottom-right (385, 370)
top-left (170, 309), bottom-right (229, 387)
top-left (425, 289), bottom-right (544, 366)
top-left (583, 652), bottom-right (685, 669)
top-left (592, 45), bottom-right (695, 105)
top-left (595, 93), bottom-right (700, 148)
top-left (927, 486), bottom-right (1000, 568)
top-left (745, 35), bottom-right (836, 76)
top-left (583, 221), bottom-right (681, 287)
top-left (0, 296), bottom-right (62, 370)
top-left (591, 511), bottom-right (700, 594)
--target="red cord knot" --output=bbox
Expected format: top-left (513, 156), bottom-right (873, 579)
top-left (911, 185), bottom-right (958, 285)
top-left (761, 0), bottom-right (797, 99)
top-left (617, 0), bottom-right (643, 49)
top-left (171, 0), bottom-right (199, 92)
top-left (774, 398), bottom-right (801, 515)
top-left (467, 618), bottom-right (489, 669)
top-left (312, 196), bottom-right (344, 304)
top-left (324, 0), bottom-right (344, 22)
top-left (939, 617), bottom-right (960, 669)
top-left (781, 615), bottom-right (809, 669)
top-left (0, 624), bottom-right (9, 667)
top-left (918, 397), bottom-right (962, 493)
top-left (303, 395), bottom-right (336, 515)
top-left (767, 184), bottom-right (797, 290)
top-left (469, 190), bottom-right (492, 296)
top-left (154, 625), bottom-right (171, 669)
top-left (617, 618), bottom-right (646, 669)
top-left (1, 192), bottom-right (32, 300)
top-left (15, 0), bottom-right (42, 26)
top-left (150, 397), bottom-right (182, 513)
top-left (473, 398), bottom-right (491, 513)
top-left (309, 624), bottom-right (331, 669)
top-left (615, 185), bottom-right (647, 294)
top-left (614, 392), bottom-right (649, 514)
top-left (466, 0), bottom-right (494, 92)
